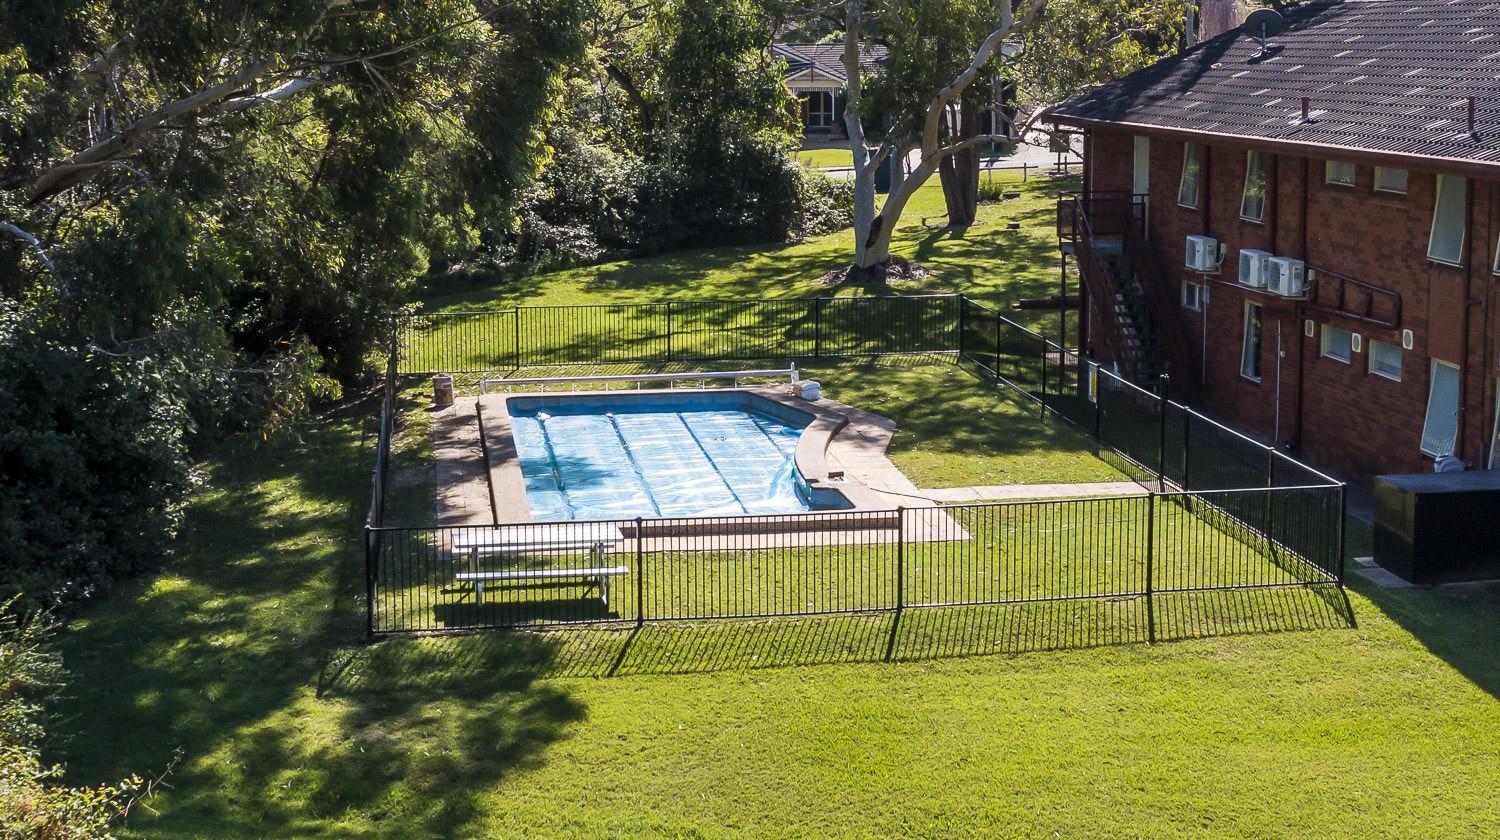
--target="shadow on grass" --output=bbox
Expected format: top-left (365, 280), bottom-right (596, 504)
top-left (52, 394), bottom-right (584, 836)
top-left (1344, 574), bottom-right (1500, 701)
top-left (336, 583), bottom-right (1354, 683)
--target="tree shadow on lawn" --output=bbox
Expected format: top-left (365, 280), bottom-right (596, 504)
top-left (362, 583), bottom-right (1354, 681)
top-left (53, 394), bottom-right (585, 836)
top-left (1345, 575), bottom-right (1500, 701)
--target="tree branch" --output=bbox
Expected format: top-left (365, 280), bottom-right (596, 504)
top-left (1, 221), bottom-right (64, 287)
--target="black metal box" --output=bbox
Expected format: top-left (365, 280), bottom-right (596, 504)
top-left (1374, 471), bottom-right (1500, 584)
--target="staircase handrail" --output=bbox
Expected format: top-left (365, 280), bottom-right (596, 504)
top-left (1118, 206), bottom-right (1193, 387)
top-left (1060, 193), bottom-right (1137, 379)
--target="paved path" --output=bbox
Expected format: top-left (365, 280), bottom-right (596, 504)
top-left (920, 481), bottom-right (1148, 503)
top-left (431, 398), bottom-right (496, 526)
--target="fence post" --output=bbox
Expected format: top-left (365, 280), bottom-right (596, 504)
top-left (957, 296), bottom-right (968, 360)
top-left (511, 305), bottom-right (521, 370)
top-left (814, 297), bottom-right (824, 358)
top-left (1336, 485), bottom-right (1347, 585)
top-left (1038, 332), bottom-right (1049, 418)
top-left (1145, 493), bottom-right (1156, 644)
top-left (1092, 360), bottom-right (1103, 442)
top-left (1181, 404), bottom-right (1192, 490)
top-left (992, 313), bottom-right (1001, 387)
top-left (895, 507), bottom-right (906, 615)
top-left (364, 527), bottom-right (376, 642)
top-left (665, 302), bottom-right (673, 363)
top-left (635, 517), bottom-right (645, 626)
top-left (1156, 374), bottom-right (1170, 490)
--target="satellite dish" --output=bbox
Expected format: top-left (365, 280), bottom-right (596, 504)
top-left (1244, 8), bottom-right (1285, 58)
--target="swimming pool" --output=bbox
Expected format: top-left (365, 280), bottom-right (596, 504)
top-left (509, 397), bottom-right (818, 520)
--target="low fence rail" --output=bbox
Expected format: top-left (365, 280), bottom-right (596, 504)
top-left (368, 293), bottom-right (1347, 642)
top-left (401, 295), bottom-right (962, 376)
top-left (367, 493), bottom-right (1340, 637)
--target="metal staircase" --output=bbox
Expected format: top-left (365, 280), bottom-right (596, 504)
top-left (1057, 192), bottom-right (1189, 394)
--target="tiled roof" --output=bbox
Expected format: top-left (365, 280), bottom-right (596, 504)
top-left (773, 42), bottom-right (888, 84)
top-left (1047, 0), bottom-right (1500, 170)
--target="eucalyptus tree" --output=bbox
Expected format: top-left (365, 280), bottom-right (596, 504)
top-left (774, 0), bottom-right (1188, 282)
top-left (0, 1), bottom-right (588, 609)
top-left (1, 0), bottom-right (587, 377)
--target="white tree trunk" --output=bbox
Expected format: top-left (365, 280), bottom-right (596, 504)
top-left (840, 0), bottom-right (1041, 276)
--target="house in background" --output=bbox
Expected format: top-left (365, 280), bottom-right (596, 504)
top-left (772, 42), bottom-right (887, 141)
top-left (773, 41), bottom-right (1016, 148)
top-left (1046, 0), bottom-right (1500, 482)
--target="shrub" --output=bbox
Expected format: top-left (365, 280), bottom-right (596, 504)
top-left (0, 602), bottom-right (143, 838)
top-left (0, 309), bottom-right (196, 608)
top-left (792, 167), bottom-right (855, 239)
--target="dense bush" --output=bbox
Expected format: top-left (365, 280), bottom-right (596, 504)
top-left (1, 602), bottom-right (142, 837)
top-left (508, 132), bottom-right (852, 271)
top-left (0, 309), bottom-right (196, 608)
top-left (514, 134), bottom-right (646, 268)
top-left (792, 166), bottom-right (856, 239)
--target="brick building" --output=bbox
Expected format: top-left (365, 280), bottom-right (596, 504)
top-left (1046, 0), bottom-right (1500, 482)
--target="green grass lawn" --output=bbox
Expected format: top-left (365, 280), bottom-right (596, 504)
top-left (416, 173), bottom-right (1073, 341)
top-left (54, 400), bottom-right (1500, 838)
top-left (794, 147), bottom-right (853, 168)
top-left (48, 170), bottom-right (1500, 837)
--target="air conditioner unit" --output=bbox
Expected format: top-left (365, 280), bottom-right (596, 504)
top-left (1402, 329), bottom-right (1415, 350)
top-left (1351, 333), bottom-right (1363, 353)
top-left (1267, 256), bottom-right (1307, 297)
top-left (1238, 249), bottom-right (1274, 288)
top-left (1185, 235), bottom-right (1219, 272)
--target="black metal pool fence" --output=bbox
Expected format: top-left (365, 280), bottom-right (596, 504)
top-left (366, 295), bottom-right (1346, 639)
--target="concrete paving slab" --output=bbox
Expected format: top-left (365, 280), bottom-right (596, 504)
top-left (432, 398), bottom-right (495, 526)
top-left (921, 481), bottom-right (1148, 503)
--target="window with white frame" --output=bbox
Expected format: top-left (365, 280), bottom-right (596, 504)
top-left (1374, 167), bottom-right (1408, 194)
top-left (1178, 143), bottom-right (1202, 208)
top-left (1325, 160), bottom-right (1356, 186)
top-left (1494, 231), bottom-right (1500, 275)
top-left (1428, 174), bottom-right (1468, 265)
top-left (1320, 325), bottom-right (1353, 362)
top-left (1420, 360), bottom-right (1461, 456)
top-left (1181, 280), bottom-right (1203, 311)
top-left (1240, 150), bottom-right (1267, 222)
top-left (1241, 302), bottom-right (1263, 381)
top-left (1368, 340), bottom-right (1403, 381)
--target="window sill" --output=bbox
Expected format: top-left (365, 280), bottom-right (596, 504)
top-left (1427, 256), bottom-right (1464, 269)
top-left (1239, 216), bottom-right (1265, 225)
top-left (1320, 354), bottom-right (1351, 364)
top-left (1370, 370), bottom-right (1402, 383)
top-left (1239, 373), bottom-right (1262, 384)
top-left (1177, 202), bottom-right (1199, 210)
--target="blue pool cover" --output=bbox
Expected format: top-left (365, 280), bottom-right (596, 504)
top-left (510, 400), bottom-right (811, 520)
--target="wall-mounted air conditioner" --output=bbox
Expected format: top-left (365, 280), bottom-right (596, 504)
top-left (1238, 249), bottom-right (1274, 288)
top-left (1402, 329), bottom-right (1415, 350)
top-left (1267, 256), bottom-right (1307, 297)
top-left (1185, 235), bottom-right (1220, 272)
top-left (1351, 333), bottom-right (1363, 353)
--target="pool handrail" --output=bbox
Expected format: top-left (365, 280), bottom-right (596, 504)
top-left (478, 365), bottom-right (800, 394)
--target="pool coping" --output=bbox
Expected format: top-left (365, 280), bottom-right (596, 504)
top-left (474, 385), bottom-right (901, 524)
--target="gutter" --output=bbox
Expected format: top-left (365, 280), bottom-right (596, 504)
top-left (1046, 114), bottom-right (1500, 182)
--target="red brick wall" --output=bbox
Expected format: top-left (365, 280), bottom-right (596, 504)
top-left (1081, 127), bottom-right (1500, 481)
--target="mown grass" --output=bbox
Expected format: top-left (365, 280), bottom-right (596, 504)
top-left (416, 174), bottom-right (1073, 340)
top-left (794, 147), bottom-right (853, 168)
top-left (54, 401), bottom-right (1500, 838)
top-left (50, 170), bottom-right (1500, 838)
